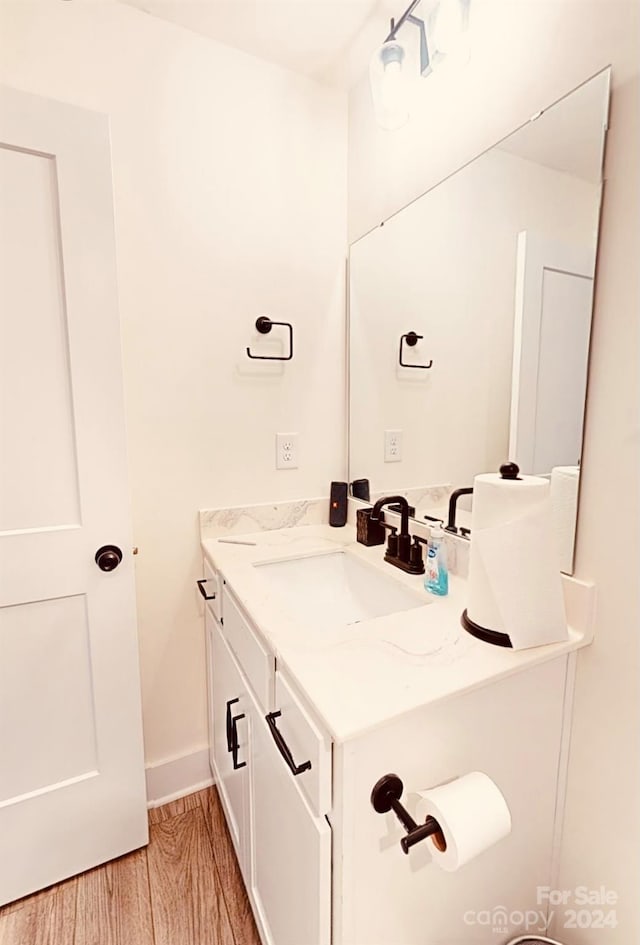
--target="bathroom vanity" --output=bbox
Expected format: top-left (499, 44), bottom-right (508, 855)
top-left (199, 521), bottom-right (593, 945)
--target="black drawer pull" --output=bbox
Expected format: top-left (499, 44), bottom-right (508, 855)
top-left (197, 579), bottom-right (216, 601)
top-left (231, 713), bottom-right (247, 770)
top-left (266, 711), bottom-right (311, 776)
top-left (226, 698), bottom-right (239, 752)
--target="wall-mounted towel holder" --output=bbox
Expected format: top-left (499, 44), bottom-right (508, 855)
top-left (247, 316), bottom-right (293, 361)
top-left (371, 773), bottom-right (445, 855)
top-left (399, 331), bottom-right (433, 369)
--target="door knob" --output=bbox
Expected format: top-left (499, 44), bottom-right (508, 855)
top-left (95, 545), bottom-right (123, 572)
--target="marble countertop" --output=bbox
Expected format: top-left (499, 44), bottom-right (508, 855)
top-left (201, 524), bottom-right (591, 743)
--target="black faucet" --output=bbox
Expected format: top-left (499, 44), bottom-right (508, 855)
top-left (370, 496), bottom-right (425, 575)
top-left (445, 487), bottom-right (473, 537)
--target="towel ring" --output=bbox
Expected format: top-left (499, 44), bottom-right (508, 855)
top-left (247, 316), bottom-right (293, 361)
top-left (399, 331), bottom-right (432, 369)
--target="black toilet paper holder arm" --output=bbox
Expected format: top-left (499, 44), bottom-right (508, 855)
top-left (371, 773), bottom-right (444, 855)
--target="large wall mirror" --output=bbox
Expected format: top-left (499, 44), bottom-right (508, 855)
top-left (348, 68), bottom-right (610, 575)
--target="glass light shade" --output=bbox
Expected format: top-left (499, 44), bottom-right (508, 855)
top-left (369, 39), bottom-right (410, 131)
top-left (430, 0), bottom-right (471, 71)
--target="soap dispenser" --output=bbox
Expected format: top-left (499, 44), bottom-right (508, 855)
top-left (425, 523), bottom-right (448, 596)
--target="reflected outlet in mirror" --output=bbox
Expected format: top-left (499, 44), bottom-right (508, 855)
top-left (348, 68), bottom-right (611, 575)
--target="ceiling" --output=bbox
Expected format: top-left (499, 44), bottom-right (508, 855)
top-left (120, 0), bottom-right (401, 87)
top-left (497, 71), bottom-right (609, 184)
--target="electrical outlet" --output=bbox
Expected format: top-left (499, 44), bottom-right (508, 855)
top-left (276, 433), bottom-right (299, 470)
top-left (384, 429), bottom-right (402, 463)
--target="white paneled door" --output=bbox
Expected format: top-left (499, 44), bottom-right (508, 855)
top-left (509, 230), bottom-right (596, 475)
top-left (0, 86), bottom-right (147, 905)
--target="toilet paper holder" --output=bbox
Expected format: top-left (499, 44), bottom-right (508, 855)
top-left (371, 773), bottom-right (445, 855)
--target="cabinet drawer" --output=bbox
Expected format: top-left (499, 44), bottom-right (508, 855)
top-left (271, 671), bottom-right (332, 817)
top-left (199, 557), bottom-right (222, 623)
top-left (223, 588), bottom-right (273, 712)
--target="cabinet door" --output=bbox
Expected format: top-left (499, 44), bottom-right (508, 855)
top-left (209, 612), bottom-right (250, 873)
top-left (250, 705), bottom-right (331, 945)
top-left (274, 670), bottom-right (332, 818)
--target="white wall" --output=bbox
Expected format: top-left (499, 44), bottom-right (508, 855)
top-left (348, 1), bottom-right (639, 941)
top-left (2, 0), bottom-right (638, 931)
top-left (349, 147), bottom-right (599, 492)
top-left (0, 0), bottom-right (347, 766)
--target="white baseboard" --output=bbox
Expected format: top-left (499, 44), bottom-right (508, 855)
top-left (145, 746), bottom-right (214, 808)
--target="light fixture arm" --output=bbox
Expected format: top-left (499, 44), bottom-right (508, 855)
top-left (385, 0), bottom-right (421, 40)
top-left (406, 14), bottom-right (430, 75)
top-left (385, 1), bottom-right (430, 76)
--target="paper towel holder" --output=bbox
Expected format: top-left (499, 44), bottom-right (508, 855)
top-left (461, 609), bottom-right (513, 648)
top-left (371, 773), bottom-right (446, 855)
top-left (499, 460), bottom-right (521, 480)
top-left (460, 460), bottom-right (522, 648)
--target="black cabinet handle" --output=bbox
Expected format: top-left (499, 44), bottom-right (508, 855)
top-left (225, 698), bottom-right (246, 769)
top-left (197, 579), bottom-right (216, 601)
top-left (265, 711), bottom-right (311, 776)
top-left (230, 713), bottom-right (246, 770)
top-left (226, 698), bottom-right (239, 752)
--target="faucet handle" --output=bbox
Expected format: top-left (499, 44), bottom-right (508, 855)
top-left (379, 521), bottom-right (398, 557)
top-left (410, 536), bottom-right (424, 569)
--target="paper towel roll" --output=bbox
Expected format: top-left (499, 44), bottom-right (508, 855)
top-left (550, 466), bottom-right (580, 574)
top-left (415, 772), bottom-right (511, 872)
top-left (466, 469), bottom-right (568, 650)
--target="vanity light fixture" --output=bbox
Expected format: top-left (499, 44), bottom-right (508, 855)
top-left (369, 0), bottom-right (470, 130)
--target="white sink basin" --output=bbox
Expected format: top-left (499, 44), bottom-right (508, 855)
top-left (254, 551), bottom-right (426, 628)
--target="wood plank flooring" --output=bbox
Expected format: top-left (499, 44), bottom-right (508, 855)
top-left (0, 788), bottom-right (261, 945)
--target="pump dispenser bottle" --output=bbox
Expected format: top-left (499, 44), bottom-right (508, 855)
top-left (425, 523), bottom-right (448, 596)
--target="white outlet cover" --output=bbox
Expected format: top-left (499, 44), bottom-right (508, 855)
top-left (276, 432), bottom-right (299, 470)
top-left (384, 429), bottom-right (402, 463)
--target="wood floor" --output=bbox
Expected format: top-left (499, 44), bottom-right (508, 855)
top-left (0, 787), bottom-right (262, 945)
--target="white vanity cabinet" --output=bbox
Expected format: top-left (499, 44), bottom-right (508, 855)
top-left (202, 556), bottom-right (574, 945)
top-left (331, 655), bottom-right (571, 945)
top-left (205, 576), bottom-right (332, 945)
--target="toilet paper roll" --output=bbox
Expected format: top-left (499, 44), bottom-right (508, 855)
top-left (467, 472), bottom-right (568, 649)
top-left (415, 772), bottom-right (511, 872)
